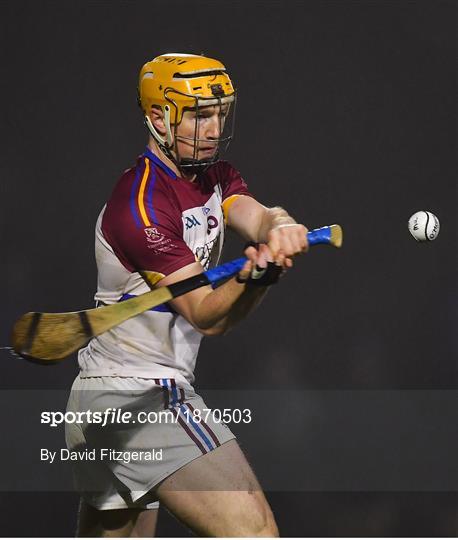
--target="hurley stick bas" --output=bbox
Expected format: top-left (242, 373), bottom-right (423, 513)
top-left (11, 225), bottom-right (342, 364)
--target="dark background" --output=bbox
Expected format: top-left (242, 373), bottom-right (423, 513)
top-left (0, 0), bottom-right (456, 536)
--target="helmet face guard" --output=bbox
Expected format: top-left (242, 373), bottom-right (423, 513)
top-left (138, 53), bottom-right (236, 175)
top-left (164, 88), bottom-right (236, 174)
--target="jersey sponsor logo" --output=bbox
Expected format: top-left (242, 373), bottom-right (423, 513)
top-left (182, 195), bottom-right (224, 269)
top-left (206, 215), bottom-right (219, 234)
top-left (184, 215), bottom-right (201, 230)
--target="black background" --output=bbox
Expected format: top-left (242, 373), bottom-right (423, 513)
top-left (0, 0), bottom-right (456, 536)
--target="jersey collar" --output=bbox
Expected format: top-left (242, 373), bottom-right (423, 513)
top-left (143, 147), bottom-right (177, 179)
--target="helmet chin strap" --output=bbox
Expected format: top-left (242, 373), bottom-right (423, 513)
top-left (144, 107), bottom-right (184, 170)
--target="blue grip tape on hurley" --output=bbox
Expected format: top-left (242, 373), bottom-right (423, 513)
top-left (204, 257), bottom-right (247, 286)
top-left (307, 226), bottom-right (331, 246)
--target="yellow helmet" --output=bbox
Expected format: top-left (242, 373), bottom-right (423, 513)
top-left (138, 53), bottom-right (236, 172)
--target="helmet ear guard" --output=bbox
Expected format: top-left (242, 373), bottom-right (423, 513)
top-left (144, 104), bottom-right (173, 149)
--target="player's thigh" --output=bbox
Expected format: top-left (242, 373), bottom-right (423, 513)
top-left (156, 439), bottom-right (278, 537)
top-left (77, 499), bottom-right (158, 538)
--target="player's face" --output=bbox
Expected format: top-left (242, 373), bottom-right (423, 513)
top-left (176, 103), bottom-right (230, 160)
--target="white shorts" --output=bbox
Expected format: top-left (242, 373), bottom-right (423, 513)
top-left (65, 374), bottom-right (236, 510)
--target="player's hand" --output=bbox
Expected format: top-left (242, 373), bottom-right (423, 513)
top-left (267, 223), bottom-right (309, 268)
top-left (237, 244), bottom-right (287, 285)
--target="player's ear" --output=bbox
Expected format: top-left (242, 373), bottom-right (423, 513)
top-left (149, 105), bottom-right (166, 136)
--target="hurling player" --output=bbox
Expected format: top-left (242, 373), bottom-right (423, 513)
top-left (65, 53), bottom-right (308, 536)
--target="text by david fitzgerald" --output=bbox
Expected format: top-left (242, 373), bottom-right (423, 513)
top-left (41, 448), bottom-right (163, 464)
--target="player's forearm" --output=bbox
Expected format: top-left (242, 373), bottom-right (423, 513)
top-left (193, 278), bottom-right (268, 335)
top-left (257, 206), bottom-right (296, 242)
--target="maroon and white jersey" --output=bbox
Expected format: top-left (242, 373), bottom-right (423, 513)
top-left (78, 148), bottom-right (252, 387)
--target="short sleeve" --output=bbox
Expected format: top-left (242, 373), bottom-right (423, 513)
top-left (217, 161), bottom-right (254, 223)
top-left (102, 179), bottom-right (196, 279)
